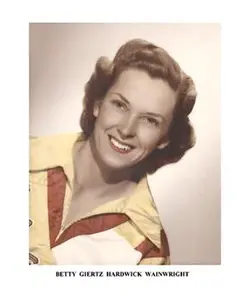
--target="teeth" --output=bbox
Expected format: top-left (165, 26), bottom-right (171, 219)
top-left (110, 137), bottom-right (132, 151)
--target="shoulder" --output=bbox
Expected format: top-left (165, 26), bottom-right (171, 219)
top-left (30, 132), bottom-right (80, 148)
top-left (30, 132), bottom-right (81, 171)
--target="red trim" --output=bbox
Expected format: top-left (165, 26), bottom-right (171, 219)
top-left (145, 230), bottom-right (170, 258)
top-left (136, 229), bottom-right (170, 262)
top-left (47, 167), bottom-right (67, 248)
top-left (135, 238), bottom-right (155, 257)
top-left (53, 213), bottom-right (129, 247)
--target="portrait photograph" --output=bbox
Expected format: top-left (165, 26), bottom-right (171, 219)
top-left (29, 23), bottom-right (220, 265)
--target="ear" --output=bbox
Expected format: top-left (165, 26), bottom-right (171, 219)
top-left (157, 140), bottom-right (169, 150)
top-left (93, 100), bottom-right (101, 117)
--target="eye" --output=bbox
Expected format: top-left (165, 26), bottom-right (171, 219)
top-left (111, 99), bottom-right (127, 111)
top-left (142, 117), bottom-right (160, 127)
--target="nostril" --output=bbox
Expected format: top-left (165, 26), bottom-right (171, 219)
top-left (118, 128), bottom-right (134, 139)
top-left (117, 115), bottom-right (137, 138)
top-left (118, 122), bottom-right (136, 138)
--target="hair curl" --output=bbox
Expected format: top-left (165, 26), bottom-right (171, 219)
top-left (80, 39), bottom-right (197, 177)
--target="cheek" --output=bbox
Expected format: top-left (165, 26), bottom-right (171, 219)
top-left (136, 127), bottom-right (163, 150)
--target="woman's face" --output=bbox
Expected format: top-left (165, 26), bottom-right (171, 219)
top-left (92, 68), bottom-right (177, 170)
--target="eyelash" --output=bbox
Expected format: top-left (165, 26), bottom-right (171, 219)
top-left (143, 117), bottom-right (160, 127)
top-left (111, 100), bottom-right (160, 127)
top-left (111, 99), bottom-right (127, 110)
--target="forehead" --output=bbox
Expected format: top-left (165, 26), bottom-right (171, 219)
top-left (108, 68), bottom-right (177, 115)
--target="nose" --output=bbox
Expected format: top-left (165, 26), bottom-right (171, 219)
top-left (117, 114), bottom-right (137, 139)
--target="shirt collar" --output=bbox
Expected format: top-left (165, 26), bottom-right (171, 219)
top-left (30, 132), bottom-right (79, 184)
top-left (123, 177), bottom-right (162, 248)
top-left (30, 133), bottom-right (162, 249)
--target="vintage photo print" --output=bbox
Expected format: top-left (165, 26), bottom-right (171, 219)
top-left (29, 23), bottom-right (220, 265)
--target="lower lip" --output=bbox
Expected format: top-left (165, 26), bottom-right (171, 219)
top-left (109, 137), bottom-right (133, 154)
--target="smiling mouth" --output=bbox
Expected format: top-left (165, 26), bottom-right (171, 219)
top-left (108, 135), bottom-right (134, 154)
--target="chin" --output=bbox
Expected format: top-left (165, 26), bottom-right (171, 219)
top-left (102, 156), bottom-right (132, 170)
top-left (101, 152), bottom-right (146, 171)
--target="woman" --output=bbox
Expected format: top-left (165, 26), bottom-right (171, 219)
top-left (29, 38), bottom-right (197, 265)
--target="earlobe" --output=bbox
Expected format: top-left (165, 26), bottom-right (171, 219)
top-left (93, 101), bottom-right (100, 117)
top-left (157, 141), bottom-right (169, 150)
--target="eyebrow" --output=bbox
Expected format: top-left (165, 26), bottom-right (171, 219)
top-left (112, 92), bottom-right (166, 122)
top-left (112, 93), bottom-right (130, 105)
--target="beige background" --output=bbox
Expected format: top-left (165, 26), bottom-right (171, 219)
top-left (29, 23), bottom-right (221, 264)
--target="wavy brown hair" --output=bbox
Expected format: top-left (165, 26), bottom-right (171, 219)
top-left (79, 39), bottom-right (197, 177)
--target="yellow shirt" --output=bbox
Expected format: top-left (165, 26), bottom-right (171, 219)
top-left (29, 133), bottom-right (170, 265)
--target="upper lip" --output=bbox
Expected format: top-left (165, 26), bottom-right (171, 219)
top-left (108, 135), bottom-right (135, 148)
